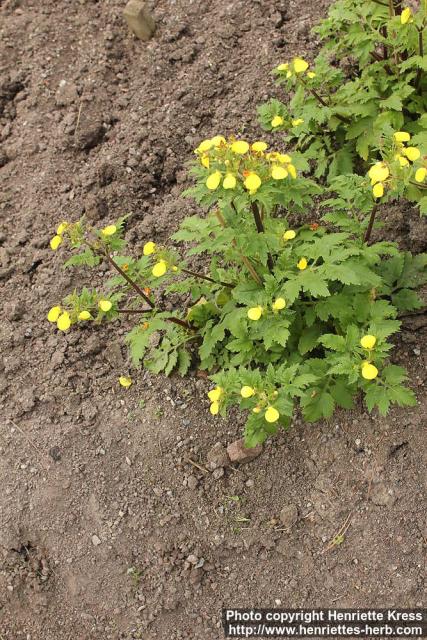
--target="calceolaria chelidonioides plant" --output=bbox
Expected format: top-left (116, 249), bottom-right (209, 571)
top-left (48, 2), bottom-right (427, 448)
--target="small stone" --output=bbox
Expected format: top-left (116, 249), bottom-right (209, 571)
top-left (49, 446), bottom-right (61, 462)
top-left (123, 0), bottom-right (155, 41)
top-left (186, 475), bottom-right (198, 490)
top-left (187, 554), bottom-right (198, 565)
top-left (55, 80), bottom-right (78, 107)
top-left (279, 504), bottom-right (299, 529)
top-left (189, 567), bottom-right (203, 585)
top-left (212, 467), bottom-right (224, 480)
top-left (91, 534), bottom-right (102, 546)
top-left (226, 438), bottom-right (262, 464)
top-left (370, 482), bottom-right (396, 507)
top-left (206, 442), bottom-right (229, 470)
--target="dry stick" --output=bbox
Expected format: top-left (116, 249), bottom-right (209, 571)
top-left (250, 202), bottom-right (274, 273)
top-left (74, 101), bottom-right (83, 138)
top-left (364, 204), bottom-right (378, 243)
top-left (105, 251), bottom-right (193, 331)
top-left (215, 208), bottom-right (262, 285)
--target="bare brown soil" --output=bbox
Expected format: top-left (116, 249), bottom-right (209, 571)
top-left (0, 0), bottom-right (426, 639)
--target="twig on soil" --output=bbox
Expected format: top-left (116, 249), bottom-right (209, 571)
top-left (321, 511), bottom-right (353, 554)
top-left (184, 457), bottom-right (209, 474)
top-left (74, 101), bottom-right (83, 138)
top-left (8, 419), bottom-right (50, 470)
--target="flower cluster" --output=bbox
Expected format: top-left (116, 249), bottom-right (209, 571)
top-left (275, 57), bottom-right (316, 80)
top-left (194, 136), bottom-right (297, 196)
top-left (143, 241), bottom-right (179, 278)
top-left (49, 221), bottom-right (69, 250)
top-left (207, 385), bottom-right (281, 424)
top-left (368, 131), bottom-right (422, 198)
top-left (360, 334), bottom-right (378, 380)
top-left (47, 298), bottom-right (112, 332)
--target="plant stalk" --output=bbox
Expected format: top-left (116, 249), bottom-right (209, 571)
top-left (251, 202), bottom-right (275, 273)
top-left (216, 207), bottom-right (263, 285)
top-left (364, 205), bottom-right (378, 243)
top-left (181, 267), bottom-right (233, 288)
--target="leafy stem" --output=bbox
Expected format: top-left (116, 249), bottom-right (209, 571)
top-left (217, 206), bottom-right (263, 285)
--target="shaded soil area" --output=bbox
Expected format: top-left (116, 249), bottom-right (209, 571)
top-left (0, 0), bottom-right (426, 639)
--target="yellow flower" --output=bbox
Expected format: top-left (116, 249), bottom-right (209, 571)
top-left (297, 258), bottom-right (308, 270)
top-left (152, 260), bottom-right (167, 277)
top-left (265, 406), bottom-right (280, 423)
top-left (271, 165), bottom-right (288, 180)
top-left (247, 306), bottom-right (263, 321)
top-left (307, 71), bottom-right (316, 79)
top-left (283, 230), bottom-right (296, 241)
top-left (50, 235), bottom-right (62, 250)
top-left (241, 386), bottom-right (255, 398)
top-left (361, 362), bottom-right (379, 380)
top-left (101, 224), bottom-right (117, 236)
top-left (57, 312), bottom-right (71, 332)
top-left (272, 297), bottom-right (286, 311)
top-left (277, 63), bottom-right (289, 71)
top-left (252, 141), bottom-right (268, 152)
top-left (287, 164), bottom-right (297, 179)
top-left (360, 334), bottom-right (376, 350)
top-left (244, 173), bottom-right (262, 192)
top-left (277, 153), bottom-right (292, 164)
top-left (400, 7), bottom-right (412, 24)
top-left (372, 182), bottom-right (384, 199)
top-left (47, 306), bottom-right (61, 322)
top-left (119, 376), bottom-right (132, 388)
top-left (78, 310), bottom-right (91, 321)
top-left (293, 57), bottom-right (309, 73)
top-left (403, 147), bottom-right (420, 162)
top-left (99, 299), bottom-right (112, 312)
top-left (143, 241), bottom-right (156, 255)
top-left (171, 265), bottom-right (179, 272)
top-left (271, 115), bottom-right (284, 128)
top-left (197, 139), bottom-right (213, 153)
top-left (200, 154), bottom-right (210, 168)
top-left (394, 131), bottom-right (411, 142)
top-left (208, 386), bottom-right (223, 402)
top-left (56, 221), bottom-right (68, 235)
top-left (231, 140), bottom-right (249, 154)
top-left (206, 170), bottom-right (222, 190)
top-left (415, 167), bottom-right (427, 183)
top-left (292, 118), bottom-right (304, 126)
top-left (210, 401), bottom-right (219, 415)
top-left (223, 173), bottom-right (237, 190)
top-left (396, 154), bottom-right (409, 168)
top-left (252, 406), bottom-right (261, 414)
top-left (368, 162), bottom-right (389, 184)
top-left (211, 135), bottom-right (226, 147)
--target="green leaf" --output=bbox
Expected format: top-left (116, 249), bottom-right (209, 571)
top-left (298, 325), bottom-right (323, 355)
top-left (177, 349), bottom-right (191, 376)
top-left (392, 289), bottom-right (424, 311)
top-left (319, 333), bottom-right (346, 352)
top-left (299, 270), bottom-right (330, 298)
top-left (301, 390), bottom-right (335, 422)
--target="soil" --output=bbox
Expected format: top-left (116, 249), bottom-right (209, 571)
top-left (0, 0), bottom-right (426, 639)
